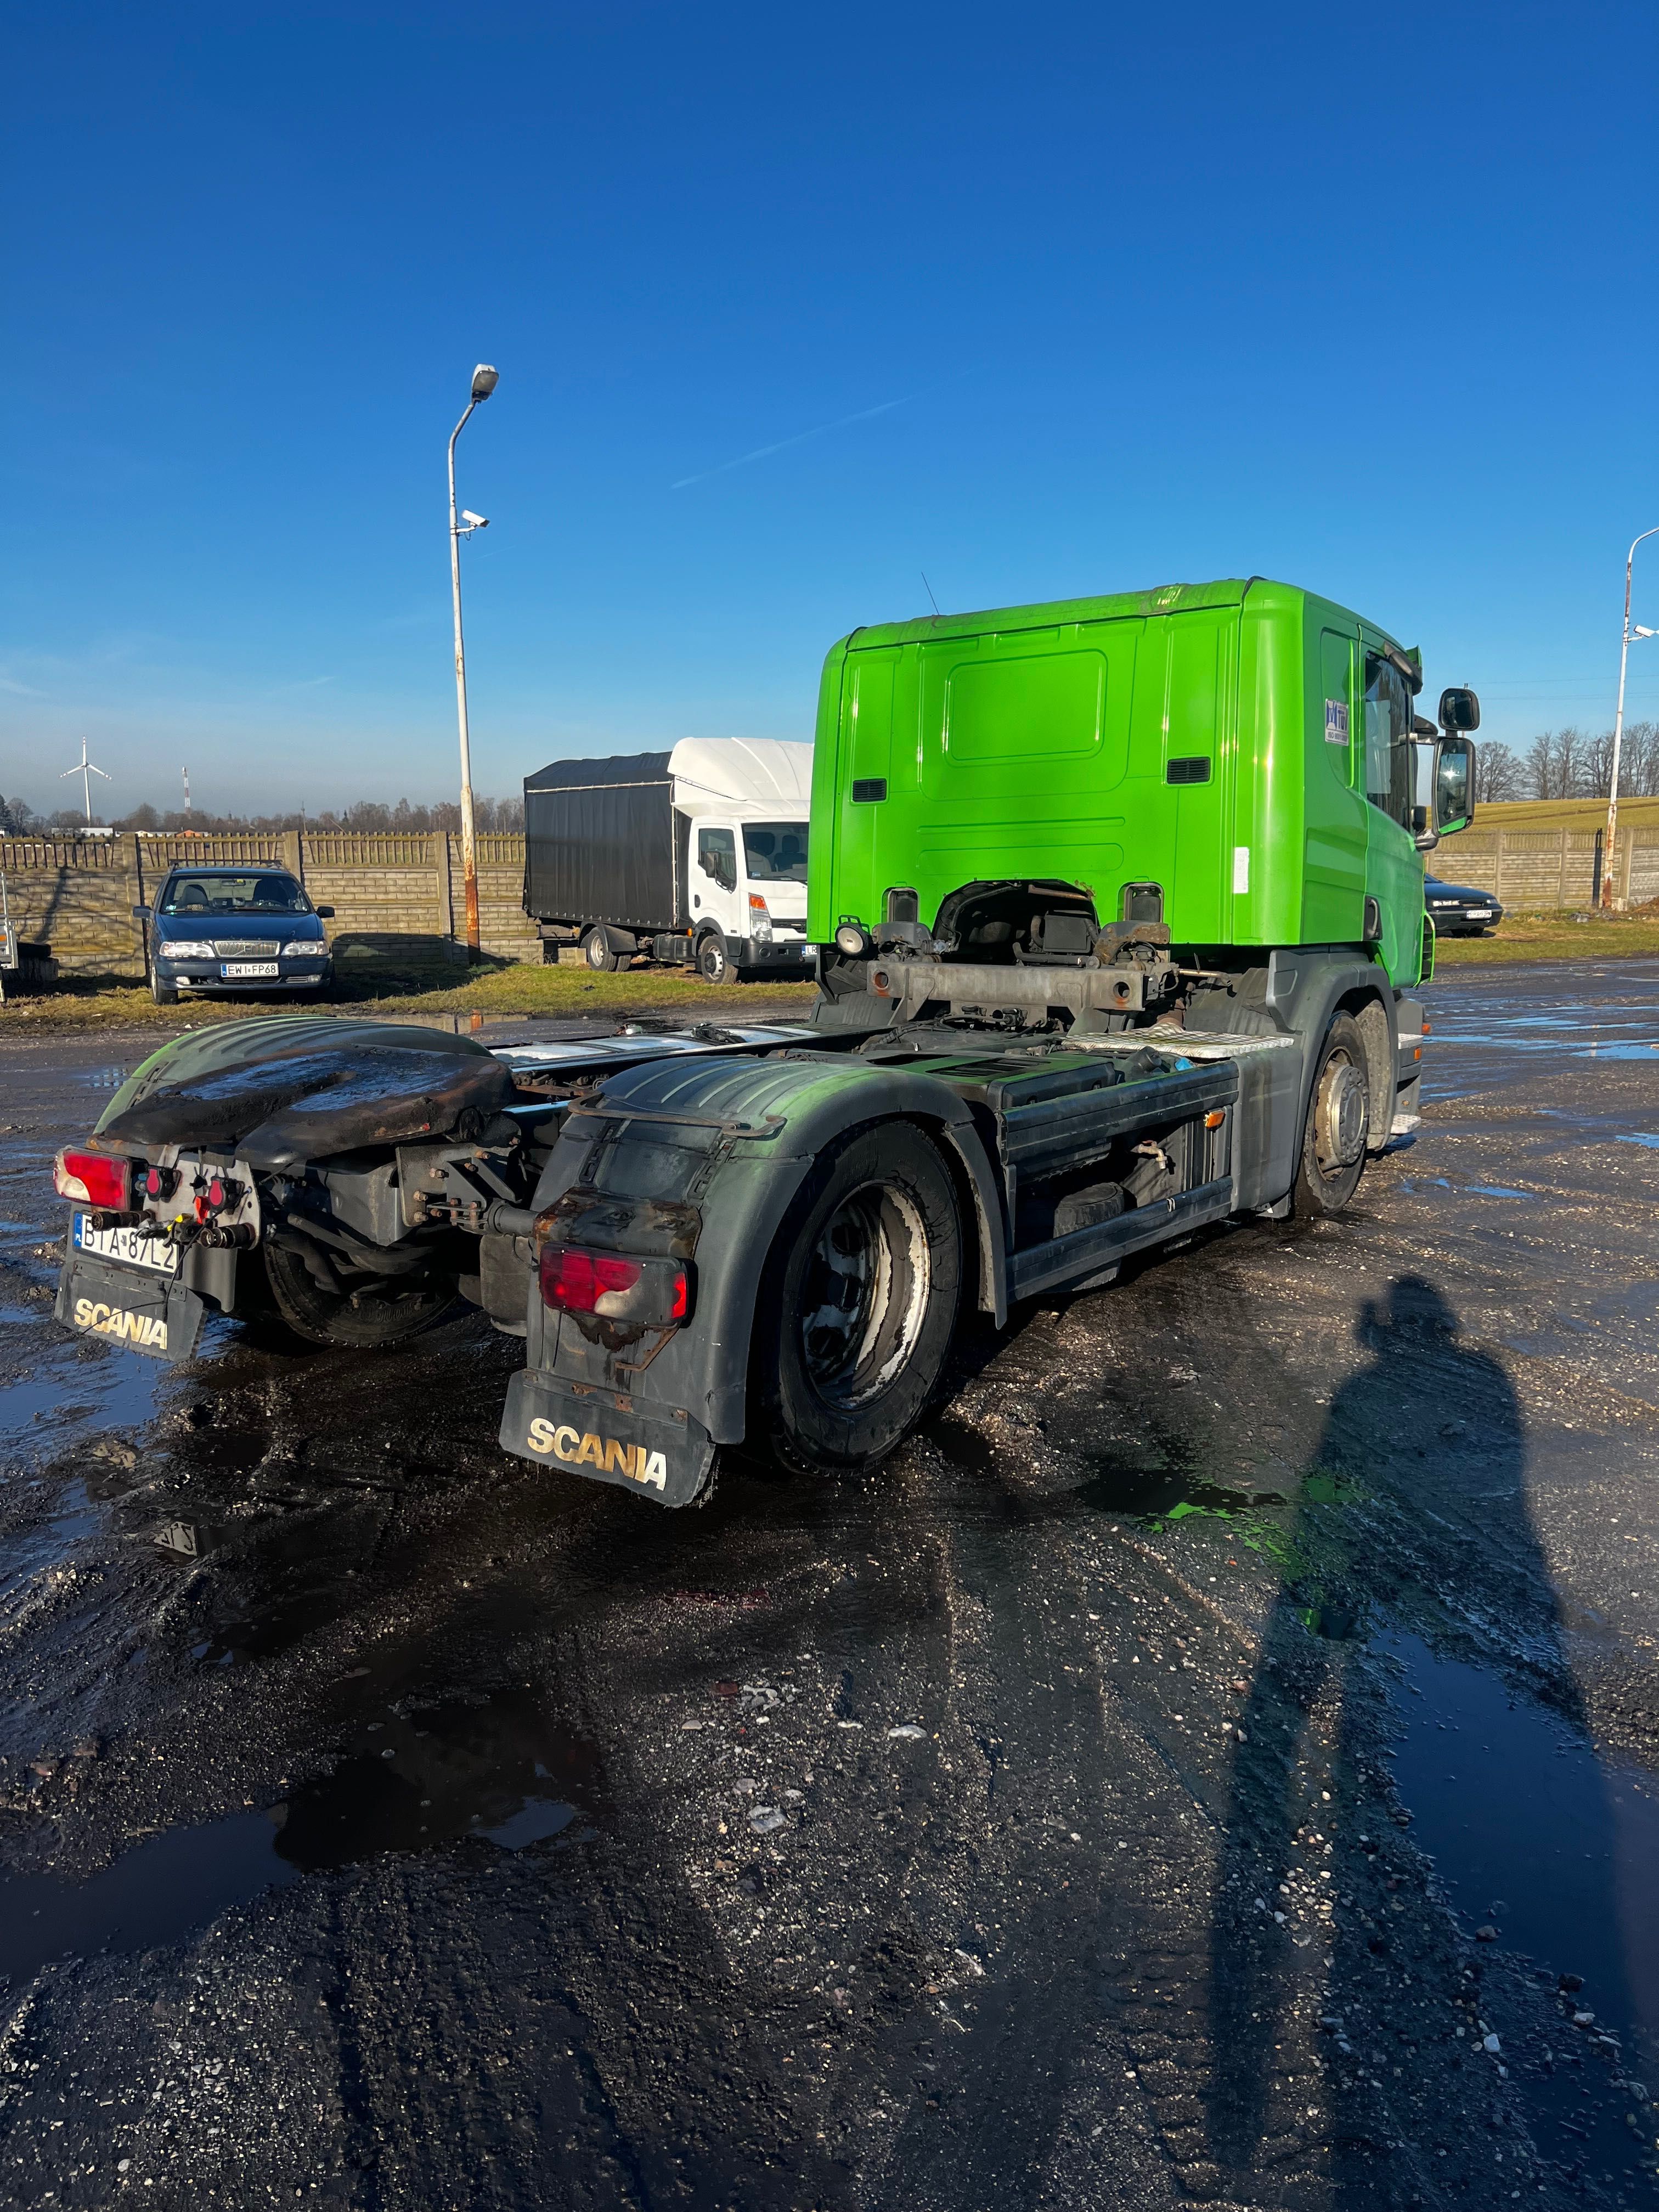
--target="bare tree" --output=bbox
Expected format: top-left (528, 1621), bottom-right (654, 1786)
top-left (1474, 741), bottom-right (1524, 803)
top-left (89, 794), bottom-right (529, 836)
top-left (1558, 726), bottom-right (1589, 797)
top-left (1583, 729), bottom-right (1613, 799)
top-left (1524, 731), bottom-right (1561, 798)
top-left (1623, 721), bottom-right (1659, 797)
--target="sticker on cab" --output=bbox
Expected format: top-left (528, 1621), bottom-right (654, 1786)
top-left (1324, 698), bottom-right (1350, 746)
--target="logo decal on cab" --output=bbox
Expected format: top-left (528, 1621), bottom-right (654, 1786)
top-left (72, 1296), bottom-right (168, 1351)
top-left (526, 1417), bottom-right (668, 1491)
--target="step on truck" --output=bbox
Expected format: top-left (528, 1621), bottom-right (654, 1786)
top-left (523, 736), bottom-right (814, 985)
top-left (53, 578), bottom-right (1476, 1506)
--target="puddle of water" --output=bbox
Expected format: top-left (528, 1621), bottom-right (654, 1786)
top-left (0, 1812), bottom-right (302, 1989)
top-left (1618, 1135), bottom-right (1659, 1152)
top-left (274, 1687), bottom-right (600, 1871)
top-left (1383, 1634), bottom-right (1659, 2166)
top-left (0, 1333), bottom-right (167, 1466)
top-left (0, 1688), bottom-right (600, 1989)
top-left (1396, 1177), bottom-right (1534, 1200)
top-left (1423, 972), bottom-right (1659, 1102)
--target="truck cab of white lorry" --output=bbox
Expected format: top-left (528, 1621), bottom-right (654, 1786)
top-left (686, 809), bottom-right (811, 983)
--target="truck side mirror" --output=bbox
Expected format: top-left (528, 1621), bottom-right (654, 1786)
top-left (1438, 687), bottom-right (1480, 732)
top-left (1410, 742), bottom-right (1439, 849)
top-left (1435, 737), bottom-right (1475, 836)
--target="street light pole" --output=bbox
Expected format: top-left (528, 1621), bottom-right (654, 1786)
top-left (448, 364), bottom-right (499, 959)
top-left (1602, 524), bottom-right (1659, 910)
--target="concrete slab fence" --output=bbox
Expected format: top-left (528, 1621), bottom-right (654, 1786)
top-left (0, 832), bottom-right (541, 979)
top-left (1435, 822), bottom-right (1659, 911)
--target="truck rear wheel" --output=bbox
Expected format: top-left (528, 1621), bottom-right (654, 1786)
top-left (752, 1122), bottom-right (962, 1474)
top-left (257, 1244), bottom-right (460, 1349)
top-left (1293, 1013), bottom-right (1370, 1216)
top-left (582, 926), bottom-right (622, 974)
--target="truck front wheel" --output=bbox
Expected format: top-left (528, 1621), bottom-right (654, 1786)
top-left (697, 932), bottom-right (735, 985)
top-left (1293, 1013), bottom-right (1370, 1216)
top-left (752, 1122), bottom-right (962, 1474)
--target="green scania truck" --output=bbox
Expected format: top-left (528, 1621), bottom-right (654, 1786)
top-left (54, 577), bottom-right (1475, 1509)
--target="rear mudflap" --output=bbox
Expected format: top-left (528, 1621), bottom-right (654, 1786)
top-left (55, 1253), bottom-right (207, 1363)
top-left (501, 1370), bottom-right (714, 1508)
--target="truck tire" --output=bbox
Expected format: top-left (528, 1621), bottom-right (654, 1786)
top-left (257, 1243), bottom-right (461, 1349)
top-left (697, 932), bottom-right (736, 985)
top-left (582, 926), bottom-right (622, 974)
top-left (751, 1121), bottom-right (962, 1474)
top-left (1293, 1013), bottom-right (1370, 1216)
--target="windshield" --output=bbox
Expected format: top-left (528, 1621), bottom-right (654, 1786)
top-left (741, 821), bottom-right (809, 883)
top-left (160, 872), bottom-right (312, 916)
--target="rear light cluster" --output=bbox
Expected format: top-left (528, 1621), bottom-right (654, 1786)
top-left (538, 1242), bottom-right (689, 1324)
top-left (53, 1149), bottom-right (131, 1211)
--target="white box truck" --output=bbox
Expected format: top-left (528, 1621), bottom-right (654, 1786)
top-left (522, 737), bottom-right (814, 985)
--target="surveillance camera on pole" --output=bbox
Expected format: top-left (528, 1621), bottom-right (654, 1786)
top-left (447, 365), bottom-right (500, 960)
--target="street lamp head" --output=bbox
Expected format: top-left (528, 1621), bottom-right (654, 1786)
top-left (471, 364), bottom-right (499, 402)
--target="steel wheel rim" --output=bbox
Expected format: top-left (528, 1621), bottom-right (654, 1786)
top-left (798, 1181), bottom-right (930, 1410)
top-left (1314, 1047), bottom-right (1368, 1175)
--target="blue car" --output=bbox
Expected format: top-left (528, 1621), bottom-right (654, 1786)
top-left (136, 866), bottom-right (335, 1006)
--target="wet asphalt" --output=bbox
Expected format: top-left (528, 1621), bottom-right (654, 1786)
top-left (3, 963), bottom-right (1659, 2210)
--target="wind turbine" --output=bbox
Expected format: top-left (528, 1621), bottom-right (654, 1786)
top-left (61, 738), bottom-right (112, 825)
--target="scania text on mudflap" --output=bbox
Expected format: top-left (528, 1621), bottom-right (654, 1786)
top-left (52, 578), bottom-right (1475, 1509)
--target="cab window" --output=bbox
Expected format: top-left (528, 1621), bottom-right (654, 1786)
top-left (696, 826), bottom-right (736, 891)
top-left (741, 822), bottom-right (809, 882)
top-left (1362, 654), bottom-right (1414, 830)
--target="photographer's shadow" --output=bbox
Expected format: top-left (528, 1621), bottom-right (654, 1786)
top-left (1205, 1273), bottom-right (1629, 2198)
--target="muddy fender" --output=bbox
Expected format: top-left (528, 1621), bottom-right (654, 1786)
top-left (522, 1050), bottom-right (1005, 1446)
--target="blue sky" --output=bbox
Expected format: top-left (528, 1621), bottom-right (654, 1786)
top-left (4, 1), bottom-right (1656, 819)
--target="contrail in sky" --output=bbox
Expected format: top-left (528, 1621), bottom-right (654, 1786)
top-left (672, 394), bottom-right (915, 491)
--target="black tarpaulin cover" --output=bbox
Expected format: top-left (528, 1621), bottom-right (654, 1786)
top-left (522, 751), bottom-right (679, 932)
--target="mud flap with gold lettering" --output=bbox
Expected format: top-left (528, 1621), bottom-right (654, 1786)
top-left (55, 1254), bottom-right (206, 1363)
top-left (500, 1369), bottom-right (714, 1508)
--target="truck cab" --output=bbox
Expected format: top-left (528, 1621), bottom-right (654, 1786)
top-left (687, 815), bottom-right (811, 981)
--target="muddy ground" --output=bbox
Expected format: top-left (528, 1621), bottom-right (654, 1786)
top-left (3, 964), bottom-right (1659, 2210)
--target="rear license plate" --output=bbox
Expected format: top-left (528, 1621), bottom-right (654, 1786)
top-left (72, 1212), bottom-right (179, 1276)
top-left (221, 961), bottom-right (279, 978)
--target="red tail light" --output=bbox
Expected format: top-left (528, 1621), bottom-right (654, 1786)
top-left (538, 1243), bottom-right (689, 1323)
top-left (54, 1148), bottom-right (131, 1211)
